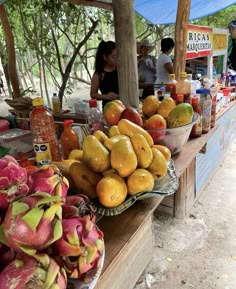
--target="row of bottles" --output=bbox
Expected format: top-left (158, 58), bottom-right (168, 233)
top-left (30, 97), bottom-right (103, 166)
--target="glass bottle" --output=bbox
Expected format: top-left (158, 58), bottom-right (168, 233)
top-left (197, 89), bottom-right (212, 134)
top-left (165, 74), bottom-right (177, 101)
top-left (52, 92), bottom-right (61, 113)
top-left (60, 120), bottom-right (80, 159)
top-left (176, 72), bottom-right (191, 104)
top-left (88, 99), bottom-right (104, 134)
top-left (190, 96), bottom-right (202, 138)
top-left (30, 97), bottom-right (61, 166)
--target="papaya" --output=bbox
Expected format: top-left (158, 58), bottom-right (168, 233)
top-left (167, 103), bottom-right (193, 128)
top-left (68, 149), bottom-right (84, 161)
top-left (148, 148), bottom-right (168, 180)
top-left (151, 144), bottom-right (171, 161)
top-left (130, 134), bottom-right (153, 168)
top-left (110, 138), bottom-right (137, 177)
top-left (93, 130), bottom-right (109, 144)
top-left (83, 135), bottom-right (110, 172)
top-left (118, 119), bottom-right (154, 146)
top-left (104, 134), bottom-right (130, 151)
top-left (127, 169), bottom-right (154, 195)
top-left (69, 162), bottom-right (102, 199)
top-left (108, 125), bottom-right (120, 137)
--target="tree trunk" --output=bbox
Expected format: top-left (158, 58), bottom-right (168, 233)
top-left (112, 0), bottom-right (139, 108)
top-left (174, 0), bottom-right (191, 80)
top-left (0, 5), bottom-right (21, 98)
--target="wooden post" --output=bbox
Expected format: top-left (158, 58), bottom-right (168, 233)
top-left (174, 0), bottom-right (191, 80)
top-left (112, 0), bottom-right (139, 108)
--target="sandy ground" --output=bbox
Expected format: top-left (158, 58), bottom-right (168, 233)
top-left (134, 139), bottom-right (236, 289)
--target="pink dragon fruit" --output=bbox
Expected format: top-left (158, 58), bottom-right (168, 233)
top-left (27, 164), bottom-right (69, 198)
top-left (52, 217), bottom-right (104, 280)
top-left (0, 243), bottom-right (16, 272)
top-left (1, 192), bottom-right (63, 254)
top-left (0, 253), bottom-right (67, 289)
top-left (0, 155), bottom-right (29, 209)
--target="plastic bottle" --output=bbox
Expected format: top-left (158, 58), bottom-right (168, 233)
top-left (60, 120), bottom-right (80, 159)
top-left (30, 97), bottom-right (61, 165)
top-left (197, 89), bottom-right (212, 134)
top-left (176, 94), bottom-right (184, 105)
top-left (52, 93), bottom-right (61, 113)
top-left (187, 73), bottom-right (197, 99)
top-left (176, 72), bottom-right (191, 104)
top-left (190, 96), bottom-right (202, 138)
top-left (88, 99), bottom-right (104, 134)
top-left (165, 74), bottom-right (177, 100)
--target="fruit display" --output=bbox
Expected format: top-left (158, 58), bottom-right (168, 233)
top-left (0, 155), bottom-right (105, 289)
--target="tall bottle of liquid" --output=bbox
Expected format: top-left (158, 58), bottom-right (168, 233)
top-left (52, 92), bottom-right (61, 113)
top-left (30, 97), bottom-right (61, 165)
top-left (196, 89), bottom-right (212, 134)
top-left (176, 72), bottom-right (191, 104)
top-left (165, 74), bottom-right (177, 101)
top-left (187, 73), bottom-right (197, 99)
top-left (190, 96), bottom-right (202, 138)
top-left (88, 99), bottom-right (104, 134)
top-left (60, 120), bottom-right (80, 159)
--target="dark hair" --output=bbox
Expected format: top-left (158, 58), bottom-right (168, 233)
top-left (95, 40), bottom-right (116, 74)
top-left (161, 38), bottom-right (175, 53)
top-left (228, 20), bottom-right (236, 27)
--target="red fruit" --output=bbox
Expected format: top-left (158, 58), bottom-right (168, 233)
top-left (120, 107), bottom-right (143, 127)
top-left (145, 114), bottom-right (167, 142)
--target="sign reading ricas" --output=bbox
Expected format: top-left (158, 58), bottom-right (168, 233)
top-left (186, 24), bottom-right (213, 59)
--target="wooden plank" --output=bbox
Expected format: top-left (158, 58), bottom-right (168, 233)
top-left (95, 216), bottom-right (153, 289)
top-left (185, 158), bottom-right (196, 214)
top-left (174, 170), bottom-right (187, 219)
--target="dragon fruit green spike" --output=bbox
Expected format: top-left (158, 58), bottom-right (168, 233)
top-left (0, 155), bottom-right (29, 209)
top-left (0, 253), bottom-right (67, 289)
top-left (27, 164), bottom-right (69, 198)
top-left (1, 192), bottom-right (63, 254)
top-left (52, 217), bottom-right (104, 279)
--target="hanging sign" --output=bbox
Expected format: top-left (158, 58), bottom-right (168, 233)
top-left (186, 24), bottom-right (213, 59)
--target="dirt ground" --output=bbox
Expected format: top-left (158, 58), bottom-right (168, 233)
top-left (134, 139), bottom-right (236, 289)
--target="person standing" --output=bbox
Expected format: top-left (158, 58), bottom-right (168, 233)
top-left (227, 20), bottom-right (236, 71)
top-left (137, 39), bottom-right (156, 99)
top-left (156, 38), bottom-right (175, 84)
top-left (90, 40), bottom-right (119, 109)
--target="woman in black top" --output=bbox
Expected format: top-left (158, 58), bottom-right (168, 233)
top-left (90, 40), bottom-right (119, 108)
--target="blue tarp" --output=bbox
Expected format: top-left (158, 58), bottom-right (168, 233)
top-left (135, 0), bottom-right (236, 25)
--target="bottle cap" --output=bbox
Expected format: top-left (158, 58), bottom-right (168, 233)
top-left (191, 97), bottom-right (199, 104)
top-left (196, 88), bottom-right (210, 94)
top-left (176, 94), bottom-right (184, 101)
top-left (32, 97), bottom-right (44, 107)
top-left (180, 72), bottom-right (187, 78)
top-left (63, 119), bottom-right (73, 126)
top-left (89, 99), bottom-right (97, 108)
top-left (169, 74), bottom-right (175, 80)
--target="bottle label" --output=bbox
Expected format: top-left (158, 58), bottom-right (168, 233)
top-left (33, 142), bottom-right (52, 166)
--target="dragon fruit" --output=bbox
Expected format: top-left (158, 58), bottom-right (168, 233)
top-left (1, 192), bottom-right (63, 254)
top-left (0, 155), bottom-right (29, 210)
top-left (27, 164), bottom-right (69, 198)
top-left (52, 217), bottom-right (104, 279)
top-left (0, 253), bottom-right (67, 289)
top-left (0, 243), bottom-right (16, 272)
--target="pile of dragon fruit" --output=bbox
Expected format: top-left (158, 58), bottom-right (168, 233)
top-left (0, 155), bottom-right (104, 289)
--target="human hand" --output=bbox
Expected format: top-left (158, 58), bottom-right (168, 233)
top-left (105, 92), bottom-right (118, 100)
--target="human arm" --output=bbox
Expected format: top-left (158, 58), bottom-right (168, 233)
top-left (90, 72), bottom-right (118, 101)
top-left (164, 62), bottom-right (173, 74)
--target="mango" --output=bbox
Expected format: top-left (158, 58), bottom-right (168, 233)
top-left (83, 135), bottom-right (110, 172)
top-left (104, 134), bottom-right (130, 151)
top-left (69, 162), bottom-right (102, 199)
top-left (118, 119), bottom-right (154, 146)
top-left (130, 134), bottom-right (153, 168)
top-left (93, 130), bottom-right (109, 144)
top-left (68, 149), bottom-right (84, 161)
top-left (148, 148), bottom-right (167, 180)
top-left (111, 138), bottom-right (137, 177)
top-left (108, 125), bottom-right (120, 137)
top-left (167, 103), bottom-right (193, 128)
top-left (152, 144), bottom-right (171, 161)
top-left (127, 169), bottom-right (154, 195)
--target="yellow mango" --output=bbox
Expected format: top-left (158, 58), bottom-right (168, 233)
top-left (130, 134), bottom-right (153, 168)
top-left (83, 135), bottom-right (110, 172)
top-left (93, 130), bottom-right (109, 144)
top-left (110, 138), bottom-right (137, 177)
top-left (104, 134), bottom-right (130, 151)
top-left (148, 148), bottom-right (167, 180)
top-left (127, 169), bottom-right (154, 195)
top-left (108, 125), bottom-right (120, 137)
top-left (118, 119), bottom-right (154, 146)
top-left (151, 144), bottom-right (171, 161)
top-left (68, 149), bottom-right (84, 161)
top-left (69, 162), bottom-right (102, 199)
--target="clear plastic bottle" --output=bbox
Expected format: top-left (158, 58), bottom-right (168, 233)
top-left (176, 72), bottom-right (191, 104)
top-left (60, 120), bottom-right (80, 159)
top-left (197, 89), bottom-right (212, 134)
top-left (165, 74), bottom-right (177, 100)
top-left (52, 92), bottom-right (61, 113)
top-left (187, 73), bottom-right (197, 100)
top-left (87, 99), bottom-right (104, 134)
top-left (190, 96), bottom-right (202, 138)
top-left (30, 97), bottom-right (61, 165)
